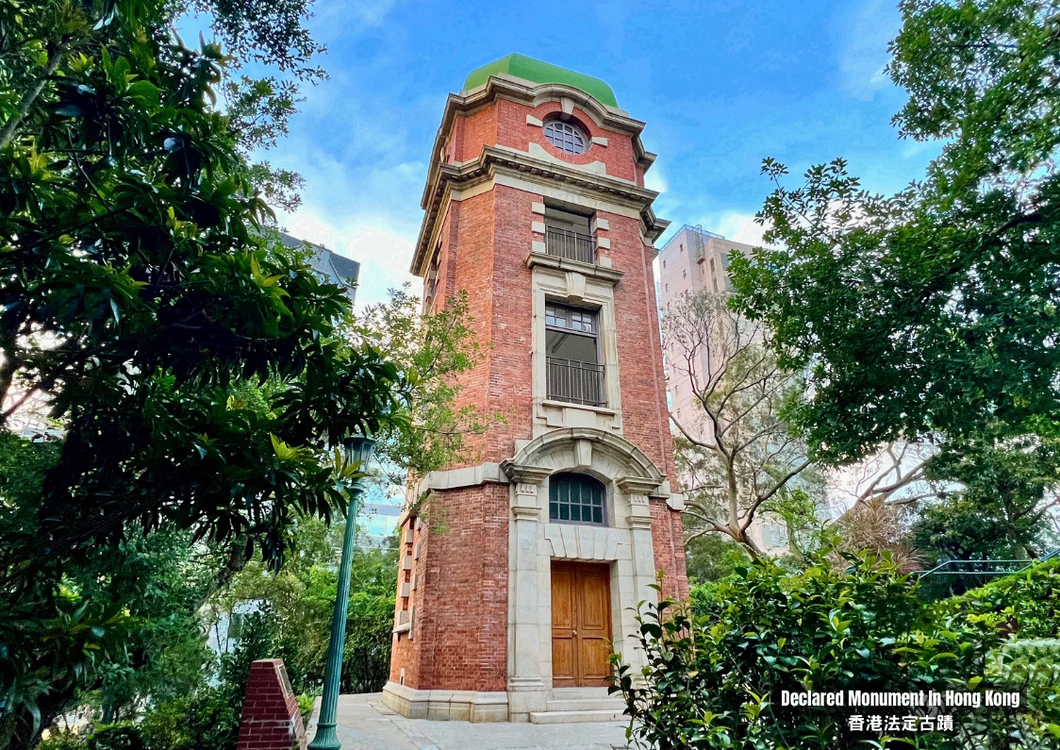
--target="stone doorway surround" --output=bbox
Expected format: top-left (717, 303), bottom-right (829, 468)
top-left (503, 427), bottom-right (666, 722)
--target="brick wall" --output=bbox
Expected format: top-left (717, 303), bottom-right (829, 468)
top-left (236, 660), bottom-right (306, 750)
top-left (650, 499), bottom-right (689, 602)
top-left (388, 513), bottom-right (423, 688)
top-left (430, 185), bottom-right (539, 468)
top-left (390, 484), bottom-right (510, 691)
top-left (431, 184), bottom-right (675, 476)
top-left (607, 210), bottom-right (678, 479)
top-left (449, 97), bottom-right (641, 185)
top-left (437, 95), bottom-right (673, 475)
top-left (485, 185), bottom-right (536, 459)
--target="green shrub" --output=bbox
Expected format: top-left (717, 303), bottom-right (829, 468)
top-left (87, 723), bottom-right (142, 750)
top-left (296, 694), bottom-right (314, 726)
top-left (612, 553), bottom-right (1060, 749)
top-left (36, 729), bottom-right (88, 750)
top-left (140, 688), bottom-right (239, 750)
top-left (138, 610), bottom-right (273, 750)
top-left (986, 638), bottom-right (1060, 732)
top-left (949, 558), bottom-right (1060, 638)
top-left (340, 591), bottom-right (395, 694)
top-left (138, 698), bottom-right (191, 750)
top-left (688, 576), bottom-right (737, 619)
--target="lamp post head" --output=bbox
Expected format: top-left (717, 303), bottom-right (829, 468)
top-left (343, 434), bottom-right (376, 472)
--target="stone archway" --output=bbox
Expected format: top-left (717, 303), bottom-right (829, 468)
top-left (501, 427), bottom-right (665, 720)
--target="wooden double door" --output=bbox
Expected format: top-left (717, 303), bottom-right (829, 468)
top-left (551, 561), bottom-right (612, 687)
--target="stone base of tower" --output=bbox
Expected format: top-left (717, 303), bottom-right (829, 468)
top-left (382, 681), bottom-right (632, 724)
top-left (381, 682), bottom-right (510, 722)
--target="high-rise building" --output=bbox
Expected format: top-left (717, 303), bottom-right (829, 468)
top-left (384, 54), bottom-right (688, 723)
top-left (278, 232), bottom-right (360, 304)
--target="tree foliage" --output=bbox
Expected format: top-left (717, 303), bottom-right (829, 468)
top-left (834, 498), bottom-right (922, 572)
top-left (1, 0), bottom-right (409, 571)
top-left (911, 430), bottom-right (1060, 563)
top-left (351, 285), bottom-right (485, 481)
top-left (684, 533), bottom-right (748, 584)
top-left (729, 0), bottom-right (1060, 466)
top-left (0, 0), bottom-right (418, 745)
top-left (613, 553), bottom-right (1060, 749)
top-left (203, 514), bottom-right (398, 697)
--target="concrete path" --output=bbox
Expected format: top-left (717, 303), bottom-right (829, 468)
top-left (309, 693), bottom-right (630, 750)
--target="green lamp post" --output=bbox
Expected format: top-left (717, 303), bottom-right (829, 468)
top-left (308, 434), bottom-right (376, 750)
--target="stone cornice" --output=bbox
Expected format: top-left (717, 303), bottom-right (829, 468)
top-left (412, 146), bottom-right (669, 275)
top-left (617, 476), bottom-right (665, 496)
top-left (433, 76), bottom-right (650, 176)
top-left (500, 461), bottom-right (553, 485)
top-left (413, 462), bottom-right (507, 498)
top-left (524, 252), bottom-right (624, 285)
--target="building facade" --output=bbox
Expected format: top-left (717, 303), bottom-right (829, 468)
top-left (278, 232), bottom-right (360, 304)
top-left (383, 54), bottom-right (688, 723)
top-left (655, 225), bottom-right (790, 553)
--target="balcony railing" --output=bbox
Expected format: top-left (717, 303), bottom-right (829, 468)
top-left (547, 356), bottom-right (605, 407)
top-left (545, 226), bottom-right (595, 264)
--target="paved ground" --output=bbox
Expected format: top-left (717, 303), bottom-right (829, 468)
top-left (308, 693), bottom-right (629, 750)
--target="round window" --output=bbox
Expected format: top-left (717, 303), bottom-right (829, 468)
top-left (543, 119), bottom-right (589, 155)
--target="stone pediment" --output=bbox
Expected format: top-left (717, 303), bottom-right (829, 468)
top-left (501, 427), bottom-right (665, 496)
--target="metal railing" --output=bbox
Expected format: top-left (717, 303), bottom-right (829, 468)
top-left (914, 548), bottom-right (1060, 601)
top-left (545, 226), bottom-right (596, 264)
top-left (693, 224), bottom-right (706, 262)
top-left (547, 356), bottom-right (605, 407)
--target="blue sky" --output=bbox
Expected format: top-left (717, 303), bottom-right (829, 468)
top-left (203, 0), bottom-right (942, 307)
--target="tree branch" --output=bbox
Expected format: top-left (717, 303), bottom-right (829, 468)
top-left (0, 44), bottom-right (66, 150)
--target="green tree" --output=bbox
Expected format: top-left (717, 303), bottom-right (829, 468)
top-left (0, 433), bottom-right (220, 744)
top-left (662, 290), bottom-right (821, 557)
top-left (911, 431), bottom-right (1060, 564)
top-left (834, 497), bottom-right (922, 573)
top-left (730, 0), bottom-right (1060, 468)
top-left (0, 0), bottom-right (413, 745)
top-left (352, 285), bottom-right (485, 481)
top-left (203, 515), bottom-right (399, 697)
top-left (1, 0), bottom-right (404, 573)
top-left (683, 533), bottom-right (748, 584)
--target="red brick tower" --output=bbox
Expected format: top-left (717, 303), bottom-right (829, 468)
top-left (384, 54), bottom-right (687, 723)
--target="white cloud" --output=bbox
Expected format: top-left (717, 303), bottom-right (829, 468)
top-left (279, 205), bottom-right (421, 311)
top-left (713, 210), bottom-right (768, 247)
top-left (267, 123), bottom-right (427, 310)
top-left (839, 0), bottom-right (901, 99)
top-left (644, 160), bottom-right (669, 195)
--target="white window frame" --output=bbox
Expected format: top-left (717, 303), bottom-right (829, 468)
top-left (531, 264), bottom-right (623, 435)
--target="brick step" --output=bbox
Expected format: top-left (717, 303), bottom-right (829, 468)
top-left (545, 697), bottom-right (626, 713)
top-left (529, 708), bottom-right (625, 725)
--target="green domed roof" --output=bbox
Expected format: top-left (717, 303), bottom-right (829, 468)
top-left (463, 54), bottom-right (618, 108)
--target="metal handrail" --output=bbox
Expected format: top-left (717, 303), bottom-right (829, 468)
top-left (547, 356), bottom-right (604, 407)
top-left (915, 548), bottom-right (1060, 577)
top-left (910, 548), bottom-right (1060, 602)
top-left (545, 226), bottom-right (595, 264)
